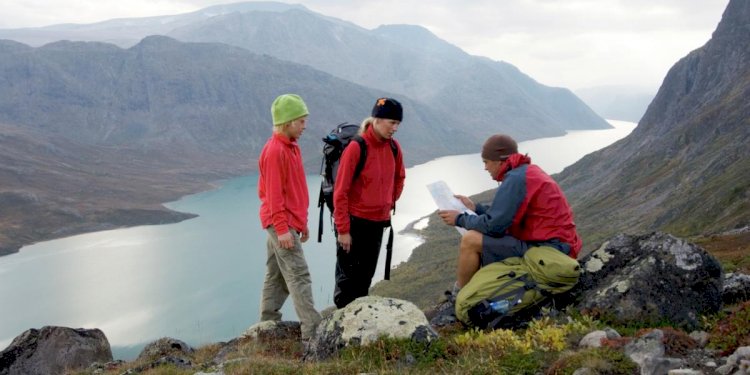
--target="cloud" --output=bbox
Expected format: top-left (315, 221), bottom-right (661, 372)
top-left (0, 0), bottom-right (195, 28)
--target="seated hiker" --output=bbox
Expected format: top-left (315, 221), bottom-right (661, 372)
top-left (438, 134), bottom-right (582, 296)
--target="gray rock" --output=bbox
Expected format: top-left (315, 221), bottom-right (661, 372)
top-left (718, 346), bottom-right (750, 375)
top-left (242, 320), bottom-right (301, 341)
top-left (579, 328), bottom-right (622, 349)
top-left (572, 368), bottom-right (597, 375)
top-left (689, 331), bottom-right (710, 348)
top-left (0, 326), bottom-right (112, 375)
top-left (304, 296), bottom-right (438, 361)
top-left (579, 331), bottom-right (608, 349)
top-left (642, 356), bottom-right (684, 375)
top-left (211, 338), bottom-right (244, 365)
top-left (667, 370), bottom-right (703, 375)
top-left (716, 363), bottom-right (734, 375)
top-left (624, 329), bottom-right (666, 369)
top-left (136, 337), bottom-right (193, 361)
top-left (604, 328), bottom-right (623, 339)
top-left (723, 273), bottom-right (750, 304)
top-left (209, 321), bottom-right (303, 367)
top-left (572, 232), bottom-right (723, 330)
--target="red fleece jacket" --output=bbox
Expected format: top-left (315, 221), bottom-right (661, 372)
top-left (333, 126), bottom-right (406, 234)
top-left (457, 153), bottom-right (582, 258)
top-left (258, 132), bottom-right (308, 235)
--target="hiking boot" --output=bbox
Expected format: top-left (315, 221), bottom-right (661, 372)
top-left (426, 290), bottom-right (458, 327)
top-left (444, 289), bottom-right (457, 304)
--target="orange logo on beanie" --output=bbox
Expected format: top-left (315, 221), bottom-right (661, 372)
top-left (377, 98), bottom-right (387, 106)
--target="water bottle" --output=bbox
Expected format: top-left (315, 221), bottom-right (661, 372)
top-left (488, 299), bottom-right (510, 314)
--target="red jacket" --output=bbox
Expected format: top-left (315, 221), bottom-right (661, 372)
top-left (457, 153), bottom-right (582, 258)
top-left (258, 132), bottom-right (308, 235)
top-left (333, 126), bottom-right (406, 234)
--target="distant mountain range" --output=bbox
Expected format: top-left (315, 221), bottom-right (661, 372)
top-left (0, 2), bottom-right (611, 255)
top-left (557, 0), bottom-right (750, 252)
top-left (575, 85), bottom-right (655, 123)
top-left (0, 1), bottom-right (609, 143)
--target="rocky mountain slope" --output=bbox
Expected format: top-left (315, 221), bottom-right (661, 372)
top-left (0, 121), bottom-right (238, 255)
top-left (0, 36), bottom-right (471, 170)
top-left (556, 0), bottom-right (750, 252)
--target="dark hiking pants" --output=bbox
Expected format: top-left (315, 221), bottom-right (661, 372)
top-left (334, 215), bottom-right (389, 308)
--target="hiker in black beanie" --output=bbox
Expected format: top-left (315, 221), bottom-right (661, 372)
top-left (332, 97), bottom-right (406, 308)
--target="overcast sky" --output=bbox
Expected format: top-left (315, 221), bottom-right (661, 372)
top-left (0, 0), bottom-right (731, 91)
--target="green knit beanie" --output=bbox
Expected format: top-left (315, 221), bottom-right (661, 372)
top-left (271, 94), bottom-right (309, 125)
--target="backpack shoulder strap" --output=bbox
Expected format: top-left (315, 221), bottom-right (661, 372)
top-left (389, 139), bottom-right (398, 158)
top-left (353, 136), bottom-right (367, 180)
top-left (352, 137), bottom-right (399, 180)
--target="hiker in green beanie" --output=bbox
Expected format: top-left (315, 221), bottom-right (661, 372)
top-left (258, 93), bottom-right (321, 341)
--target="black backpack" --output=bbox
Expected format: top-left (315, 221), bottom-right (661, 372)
top-left (316, 122), bottom-right (398, 278)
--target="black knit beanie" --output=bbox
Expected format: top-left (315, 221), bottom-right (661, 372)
top-left (371, 97), bottom-right (403, 121)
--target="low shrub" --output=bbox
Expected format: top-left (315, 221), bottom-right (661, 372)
top-left (708, 300), bottom-right (750, 355)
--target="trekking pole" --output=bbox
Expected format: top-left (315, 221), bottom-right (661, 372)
top-left (317, 186), bottom-right (325, 243)
top-left (384, 226), bottom-right (394, 280)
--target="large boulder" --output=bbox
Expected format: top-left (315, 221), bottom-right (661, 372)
top-left (304, 296), bottom-right (438, 361)
top-left (0, 326), bottom-right (112, 375)
top-left (571, 232), bottom-right (723, 330)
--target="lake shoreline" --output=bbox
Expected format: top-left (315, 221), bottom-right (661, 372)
top-left (0, 205), bottom-right (198, 257)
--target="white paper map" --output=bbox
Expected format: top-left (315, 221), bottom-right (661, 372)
top-left (426, 180), bottom-right (475, 235)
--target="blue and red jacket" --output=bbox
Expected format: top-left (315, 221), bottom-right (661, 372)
top-left (456, 153), bottom-right (582, 258)
top-left (258, 132), bottom-right (308, 235)
top-left (333, 125), bottom-right (406, 234)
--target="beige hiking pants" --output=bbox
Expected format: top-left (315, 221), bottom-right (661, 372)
top-left (259, 228), bottom-right (322, 339)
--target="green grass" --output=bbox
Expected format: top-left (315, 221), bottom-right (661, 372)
top-left (71, 307), bottom-right (750, 375)
top-left (74, 315), bottom-right (606, 375)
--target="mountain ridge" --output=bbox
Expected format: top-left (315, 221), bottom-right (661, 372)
top-left (0, 35), bottom-right (476, 167)
top-left (0, 1), bottom-right (610, 141)
top-left (166, 6), bottom-right (610, 138)
top-left (556, 0), bottom-right (750, 252)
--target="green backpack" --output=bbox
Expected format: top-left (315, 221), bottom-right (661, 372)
top-left (455, 246), bottom-right (581, 328)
